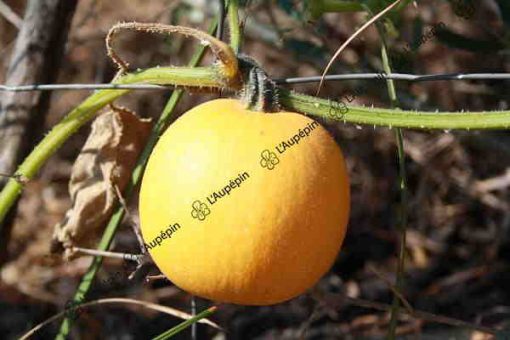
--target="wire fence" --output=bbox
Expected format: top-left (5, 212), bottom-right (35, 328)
top-left (1, 72), bottom-right (509, 92)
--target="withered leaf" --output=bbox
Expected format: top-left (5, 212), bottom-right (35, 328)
top-left (52, 109), bottom-right (151, 257)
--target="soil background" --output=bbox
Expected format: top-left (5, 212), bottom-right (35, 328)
top-left (1, 0), bottom-right (510, 339)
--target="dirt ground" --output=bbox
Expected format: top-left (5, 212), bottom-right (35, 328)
top-left (1, 0), bottom-right (510, 339)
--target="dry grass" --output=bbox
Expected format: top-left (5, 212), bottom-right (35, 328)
top-left (0, 0), bottom-right (509, 338)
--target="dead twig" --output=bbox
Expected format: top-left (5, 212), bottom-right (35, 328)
top-left (316, 0), bottom-right (402, 95)
top-left (19, 297), bottom-right (222, 340)
top-left (321, 293), bottom-right (498, 335)
top-left (0, 0), bottom-right (22, 29)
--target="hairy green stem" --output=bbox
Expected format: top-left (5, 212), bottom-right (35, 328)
top-left (280, 90), bottom-right (510, 130)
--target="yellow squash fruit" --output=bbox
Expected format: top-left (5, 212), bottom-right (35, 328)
top-left (139, 98), bottom-right (350, 305)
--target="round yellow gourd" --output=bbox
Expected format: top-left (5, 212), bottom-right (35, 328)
top-left (139, 98), bottom-right (350, 305)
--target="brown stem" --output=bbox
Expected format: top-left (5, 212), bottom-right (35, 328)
top-left (105, 22), bottom-right (242, 89)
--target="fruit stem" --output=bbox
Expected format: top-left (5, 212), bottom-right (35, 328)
top-left (106, 22), bottom-right (242, 89)
top-left (237, 55), bottom-right (281, 112)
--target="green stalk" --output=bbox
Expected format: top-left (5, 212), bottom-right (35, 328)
top-left (54, 24), bottom-right (218, 339)
top-left (152, 306), bottom-right (218, 340)
top-left (387, 127), bottom-right (408, 339)
top-left (0, 66), bottom-right (221, 224)
top-left (375, 23), bottom-right (408, 340)
top-left (280, 90), bottom-right (510, 130)
top-left (228, 0), bottom-right (241, 53)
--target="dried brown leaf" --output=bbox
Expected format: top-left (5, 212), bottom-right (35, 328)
top-left (51, 109), bottom-right (151, 257)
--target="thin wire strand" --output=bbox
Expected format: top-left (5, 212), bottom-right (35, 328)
top-left (315, 0), bottom-right (402, 95)
top-left (0, 73), bottom-right (509, 92)
top-left (191, 296), bottom-right (197, 340)
top-left (0, 83), bottom-right (173, 91)
top-left (0, 0), bottom-right (22, 29)
top-left (277, 73), bottom-right (510, 84)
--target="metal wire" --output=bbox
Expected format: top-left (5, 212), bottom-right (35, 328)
top-left (0, 73), bottom-right (509, 92)
top-left (276, 73), bottom-right (510, 84)
top-left (0, 83), bottom-right (173, 92)
top-left (0, 0), bottom-right (22, 29)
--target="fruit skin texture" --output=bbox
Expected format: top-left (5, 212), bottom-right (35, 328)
top-left (139, 98), bottom-right (350, 305)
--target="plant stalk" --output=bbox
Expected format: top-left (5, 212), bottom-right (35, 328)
top-left (376, 24), bottom-right (408, 340)
top-left (280, 90), bottom-right (510, 130)
top-left (228, 0), bottom-right (241, 53)
top-left (152, 306), bottom-right (218, 340)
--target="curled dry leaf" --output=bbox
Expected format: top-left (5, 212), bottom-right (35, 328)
top-left (51, 109), bottom-right (151, 258)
